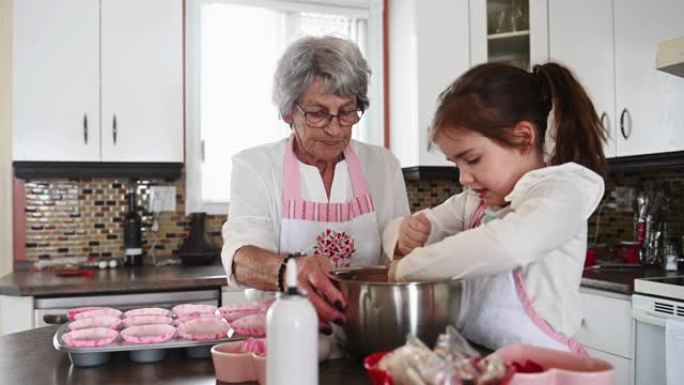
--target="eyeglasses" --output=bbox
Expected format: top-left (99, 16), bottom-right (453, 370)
top-left (295, 103), bottom-right (364, 128)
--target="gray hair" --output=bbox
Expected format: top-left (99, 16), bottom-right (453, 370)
top-left (272, 35), bottom-right (371, 118)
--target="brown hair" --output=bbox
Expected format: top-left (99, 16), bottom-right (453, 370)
top-left (430, 62), bottom-right (607, 178)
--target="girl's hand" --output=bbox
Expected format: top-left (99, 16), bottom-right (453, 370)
top-left (387, 260), bottom-right (401, 282)
top-left (396, 213), bottom-right (431, 257)
top-left (296, 254), bottom-right (347, 326)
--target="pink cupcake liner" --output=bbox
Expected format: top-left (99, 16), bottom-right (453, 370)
top-left (121, 324), bottom-right (176, 344)
top-left (67, 307), bottom-right (110, 321)
top-left (175, 312), bottom-right (223, 326)
top-left (122, 315), bottom-right (173, 328)
top-left (231, 313), bottom-right (266, 337)
top-left (69, 315), bottom-right (122, 331)
top-left (218, 299), bottom-right (274, 322)
top-left (172, 304), bottom-right (217, 320)
top-left (123, 307), bottom-right (171, 318)
top-left (241, 338), bottom-right (266, 356)
top-left (73, 308), bottom-right (123, 320)
top-left (62, 327), bottom-right (119, 348)
top-left (177, 318), bottom-right (231, 341)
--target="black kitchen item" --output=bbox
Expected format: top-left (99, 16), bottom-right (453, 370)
top-left (178, 212), bottom-right (219, 266)
top-left (124, 192), bottom-right (143, 266)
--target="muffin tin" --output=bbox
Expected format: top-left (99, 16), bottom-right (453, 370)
top-left (53, 310), bottom-right (246, 367)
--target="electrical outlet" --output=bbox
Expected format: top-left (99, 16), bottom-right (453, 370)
top-left (149, 186), bottom-right (176, 212)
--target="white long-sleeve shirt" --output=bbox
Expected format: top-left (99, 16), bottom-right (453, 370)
top-left (222, 138), bottom-right (411, 287)
top-left (382, 162), bottom-right (605, 337)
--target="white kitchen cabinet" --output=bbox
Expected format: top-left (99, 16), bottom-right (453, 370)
top-left (548, 0), bottom-right (617, 158)
top-left (613, 0), bottom-right (684, 156)
top-left (388, 0), bottom-right (470, 168)
top-left (12, 0), bottom-right (183, 163)
top-left (549, 0), bottom-right (684, 158)
top-left (100, 0), bottom-right (183, 162)
top-left (469, 0), bottom-right (548, 69)
top-left (12, 0), bottom-right (100, 161)
top-left (577, 287), bottom-right (634, 385)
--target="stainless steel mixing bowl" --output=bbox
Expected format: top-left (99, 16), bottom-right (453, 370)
top-left (330, 265), bottom-right (462, 356)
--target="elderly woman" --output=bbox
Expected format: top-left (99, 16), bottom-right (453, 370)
top-left (221, 36), bottom-right (410, 330)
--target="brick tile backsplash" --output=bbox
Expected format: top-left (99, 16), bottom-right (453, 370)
top-left (18, 166), bottom-right (684, 263)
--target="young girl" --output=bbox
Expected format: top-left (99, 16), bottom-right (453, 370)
top-left (384, 62), bottom-right (607, 354)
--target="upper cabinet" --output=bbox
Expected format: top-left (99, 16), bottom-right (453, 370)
top-left (388, 0), bottom-right (470, 168)
top-left (549, 0), bottom-right (684, 158)
top-left (12, 0), bottom-right (183, 163)
top-left (469, 0), bottom-right (548, 69)
top-left (548, 0), bottom-right (616, 158)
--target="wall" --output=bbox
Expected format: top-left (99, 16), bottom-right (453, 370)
top-left (1, 0), bottom-right (13, 276)
top-left (19, 175), bottom-right (225, 264)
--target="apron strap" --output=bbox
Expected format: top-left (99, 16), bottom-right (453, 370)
top-left (283, 135), bottom-right (372, 201)
top-left (468, 199), bottom-right (488, 229)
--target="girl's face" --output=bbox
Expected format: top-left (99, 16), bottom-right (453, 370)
top-left (435, 126), bottom-right (543, 207)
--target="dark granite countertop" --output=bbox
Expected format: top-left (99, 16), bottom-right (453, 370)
top-left (3, 259), bottom-right (680, 298)
top-left (580, 264), bottom-right (683, 295)
top-left (0, 264), bottom-right (229, 296)
top-left (0, 325), bottom-right (370, 385)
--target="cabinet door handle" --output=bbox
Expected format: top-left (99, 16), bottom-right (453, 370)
top-left (83, 114), bottom-right (88, 144)
top-left (619, 108), bottom-right (631, 139)
top-left (600, 111), bottom-right (610, 134)
top-left (112, 115), bottom-right (118, 145)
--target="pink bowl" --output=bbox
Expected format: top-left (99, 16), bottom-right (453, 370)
top-left (69, 315), bottom-right (122, 331)
top-left (231, 313), bottom-right (266, 337)
top-left (67, 307), bottom-right (110, 321)
top-left (62, 327), bottom-right (119, 348)
top-left (172, 304), bottom-right (217, 319)
top-left (122, 315), bottom-right (173, 328)
top-left (211, 341), bottom-right (266, 385)
top-left (121, 324), bottom-right (176, 344)
top-left (73, 308), bottom-right (123, 320)
top-left (495, 345), bottom-right (614, 385)
top-left (123, 307), bottom-right (171, 318)
top-left (177, 318), bottom-right (231, 341)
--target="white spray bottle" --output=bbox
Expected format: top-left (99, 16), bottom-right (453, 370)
top-left (266, 258), bottom-right (318, 385)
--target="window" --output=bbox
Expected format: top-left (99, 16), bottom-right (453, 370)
top-left (186, 0), bottom-right (384, 214)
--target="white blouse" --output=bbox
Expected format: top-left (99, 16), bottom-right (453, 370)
top-left (222, 138), bottom-right (410, 287)
top-left (382, 162), bottom-right (605, 337)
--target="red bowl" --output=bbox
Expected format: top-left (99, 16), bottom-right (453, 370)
top-left (363, 351), bottom-right (393, 385)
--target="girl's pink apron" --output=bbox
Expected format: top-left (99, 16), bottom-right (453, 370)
top-left (456, 200), bottom-right (588, 355)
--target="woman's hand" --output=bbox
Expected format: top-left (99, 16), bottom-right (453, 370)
top-left (296, 254), bottom-right (347, 326)
top-left (396, 213), bottom-right (431, 257)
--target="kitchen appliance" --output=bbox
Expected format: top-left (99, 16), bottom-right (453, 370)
top-left (656, 36), bottom-right (684, 77)
top-left (632, 276), bottom-right (684, 385)
top-left (178, 212), bottom-right (219, 266)
top-left (124, 191), bottom-right (143, 266)
top-left (330, 266), bottom-right (463, 356)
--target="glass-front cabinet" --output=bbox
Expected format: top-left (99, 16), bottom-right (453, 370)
top-left (469, 0), bottom-right (548, 70)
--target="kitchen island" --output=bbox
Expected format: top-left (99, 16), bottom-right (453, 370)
top-left (0, 325), bottom-right (371, 385)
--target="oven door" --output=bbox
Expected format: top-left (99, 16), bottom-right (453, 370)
top-left (632, 308), bottom-right (666, 385)
top-left (632, 294), bottom-right (684, 385)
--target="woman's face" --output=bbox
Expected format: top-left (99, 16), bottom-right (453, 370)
top-left (289, 77), bottom-right (358, 164)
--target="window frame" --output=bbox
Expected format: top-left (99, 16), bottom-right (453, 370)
top-left (185, 0), bottom-right (384, 215)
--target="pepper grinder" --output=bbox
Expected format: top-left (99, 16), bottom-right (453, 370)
top-left (123, 192), bottom-right (143, 266)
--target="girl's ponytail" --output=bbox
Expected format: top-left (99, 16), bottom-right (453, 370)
top-left (533, 63), bottom-right (607, 178)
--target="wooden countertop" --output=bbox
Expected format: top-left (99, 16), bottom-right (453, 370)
top-left (0, 326), bottom-right (370, 385)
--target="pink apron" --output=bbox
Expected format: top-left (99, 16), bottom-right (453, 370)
top-left (456, 201), bottom-right (588, 355)
top-left (279, 136), bottom-right (381, 269)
